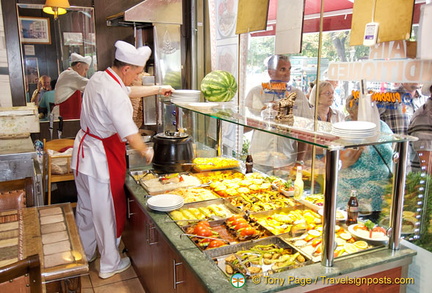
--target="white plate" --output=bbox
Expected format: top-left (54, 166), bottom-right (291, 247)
top-left (333, 121), bottom-right (376, 131)
top-left (318, 209), bottom-right (347, 221)
top-left (379, 217), bottom-right (416, 235)
top-left (280, 190), bottom-right (294, 197)
top-left (147, 202), bottom-right (184, 209)
top-left (147, 194), bottom-right (184, 209)
top-left (148, 205), bottom-right (184, 212)
top-left (172, 90), bottom-right (201, 96)
top-left (348, 224), bottom-right (389, 243)
top-left (188, 102), bottom-right (218, 109)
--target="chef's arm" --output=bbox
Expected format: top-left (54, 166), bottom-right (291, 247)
top-left (126, 133), bottom-right (154, 163)
top-left (129, 85), bottom-right (174, 98)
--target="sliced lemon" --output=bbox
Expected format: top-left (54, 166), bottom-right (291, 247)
top-left (354, 241), bottom-right (368, 250)
top-left (335, 238), bottom-right (346, 246)
top-left (308, 229), bottom-right (321, 237)
top-left (339, 232), bottom-right (352, 241)
top-left (304, 214), bottom-right (316, 224)
top-left (344, 243), bottom-right (359, 254)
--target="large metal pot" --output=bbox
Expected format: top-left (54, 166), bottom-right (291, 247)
top-left (152, 131), bottom-right (194, 174)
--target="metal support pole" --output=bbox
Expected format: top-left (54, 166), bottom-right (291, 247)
top-left (389, 141), bottom-right (408, 250)
top-left (321, 149), bottom-right (339, 267)
top-left (191, 0), bottom-right (198, 89)
top-left (216, 119), bottom-right (222, 157)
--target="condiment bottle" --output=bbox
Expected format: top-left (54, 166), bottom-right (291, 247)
top-left (245, 155), bottom-right (253, 174)
top-left (346, 190), bottom-right (359, 226)
top-left (293, 166), bottom-right (304, 200)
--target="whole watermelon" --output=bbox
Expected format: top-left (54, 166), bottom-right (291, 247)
top-left (164, 71), bottom-right (182, 89)
top-left (200, 70), bottom-right (237, 102)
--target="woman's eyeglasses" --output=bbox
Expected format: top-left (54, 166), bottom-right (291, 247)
top-left (320, 91), bottom-right (334, 96)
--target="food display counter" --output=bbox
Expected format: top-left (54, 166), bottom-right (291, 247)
top-left (123, 103), bottom-right (416, 292)
top-left (124, 176), bottom-right (415, 292)
top-left (123, 103), bottom-right (417, 292)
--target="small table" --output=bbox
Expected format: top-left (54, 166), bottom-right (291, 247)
top-left (0, 203), bottom-right (88, 292)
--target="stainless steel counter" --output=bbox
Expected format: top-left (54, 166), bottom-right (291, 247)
top-left (0, 137), bottom-right (43, 205)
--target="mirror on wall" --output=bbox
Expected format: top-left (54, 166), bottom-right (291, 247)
top-left (17, 4), bottom-right (96, 121)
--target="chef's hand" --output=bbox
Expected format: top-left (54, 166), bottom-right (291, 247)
top-left (141, 146), bottom-right (154, 164)
top-left (159, 86), bottom-right (174, 97)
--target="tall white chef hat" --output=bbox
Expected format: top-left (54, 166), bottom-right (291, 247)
top-left (71, 53), bottom-right (92, 65)
top-left (114, 40), bottom-right (152, 67)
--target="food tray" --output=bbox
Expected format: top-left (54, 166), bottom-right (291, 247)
top-left (182, 217), bottom-right (271, 251)
top-left (166, 187), bottom-right (220, 203)
top-left (192, 170), bottom-right (245, 182)
top-left (280, 225), bottom-right (374, 263)
top-left (140, 174), bottom-right (202, 195)
top-left (298, 194), bottom-right (324, 211)
top-left (169, 198), bottom-right (240, 225)
top-left (227, 190), bottom-right (298, 212)
top-left (206, 237), bottom-right (311, 278)
top-left (192, 157), bottom-right (240, 172)
top-left (129, 170), bottom-right (158, 184)
top-left (248, 207), bottom-right (322, 236)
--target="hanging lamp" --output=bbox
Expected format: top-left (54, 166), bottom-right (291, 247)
top-left (43, 0), bottom-right (70, 19)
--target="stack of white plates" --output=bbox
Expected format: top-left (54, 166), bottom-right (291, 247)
top-left (147, 194), bottom-right (184, 212)
top-left (188, 102), bottom-right (218, 112)
top-left (332, 121), bottom-right (377, 141)
top-left (171, 90), bottom-right (201, 103)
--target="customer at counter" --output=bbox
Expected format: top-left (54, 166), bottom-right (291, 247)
top-left (408, 83), bottom-right (432, 174)
top-left (245, 55), bottom-right (313, 174)
top-left (308, 81), bottom-right (345, 123)
top-left (71, 40), bottom-right (172, 279)
top-left (338, 95), bottom-right (393, 216)
top-left (38, 79), bottom-right (57, 120)
top-left (378, 82), bottom-right (427, 135)
top-left (31, 75), bottom-right (51, 105)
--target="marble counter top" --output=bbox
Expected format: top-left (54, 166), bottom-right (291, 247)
top-left (125, 175), bottom-right (417, 292)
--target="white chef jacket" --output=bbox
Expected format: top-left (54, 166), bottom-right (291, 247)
top-left (55, 68), bottom-right (89, 104)
top-left (245, 85), bottom-right (313, 167)
top-left (71, 68), bottom-right (138, 183)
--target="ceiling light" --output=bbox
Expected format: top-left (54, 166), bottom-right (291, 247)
top-left (43, 0), bottom-right (70, 19)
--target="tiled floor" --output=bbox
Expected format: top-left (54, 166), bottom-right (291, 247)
top-left (44, 242), bottom-right (144, 293)
top-left (80, 245), bottom-right (146, 293)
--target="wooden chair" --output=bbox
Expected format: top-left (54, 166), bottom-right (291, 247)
top-left (0, 254), bottom-right (43, 293)
top-left (43, 139), bottom-right (75, 206)
top-left (0, 177), bottom-right (34, 211)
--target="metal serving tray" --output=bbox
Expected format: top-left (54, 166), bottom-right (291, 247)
top-left (140, 173), bottom-right (202, 195)
top-left (129, 169), bottom-right (158, 184)
top-left (181, 217), bottom-right (272, 251)
top-left (168, 198), bottom-right (241, 225)
top-left (225, 190), bottom-right (299, 212)
top-left (206, 237), bottom-right (312, 278)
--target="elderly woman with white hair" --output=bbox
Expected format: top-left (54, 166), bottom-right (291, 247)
top-left (309, 80), bottom-right (345, 123)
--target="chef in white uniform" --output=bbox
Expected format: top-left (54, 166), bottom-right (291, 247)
top-left (71, 41), bottom-right (171, 279)
top-left (54, 53), bottom-right (91, 119)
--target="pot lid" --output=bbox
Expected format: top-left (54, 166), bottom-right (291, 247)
top-left (155, 131), bottom-right (189, 139)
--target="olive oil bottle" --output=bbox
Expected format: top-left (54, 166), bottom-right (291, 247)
top-left (293, 166), bottom-right (304, 200)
